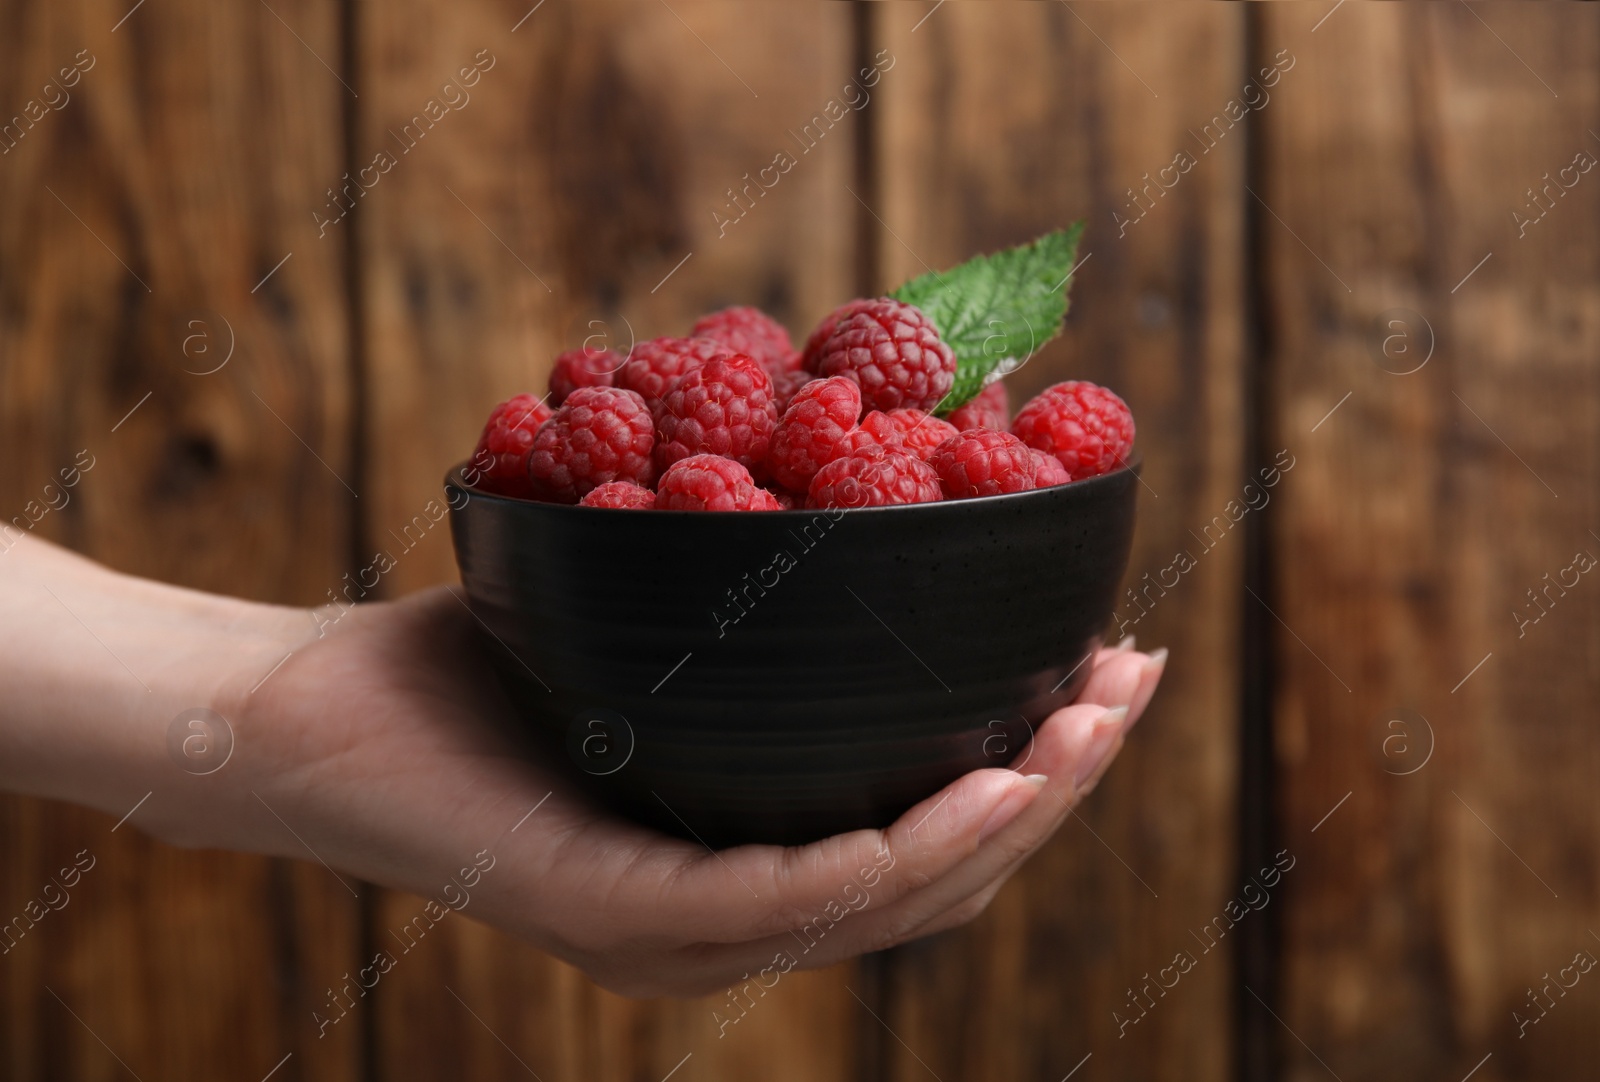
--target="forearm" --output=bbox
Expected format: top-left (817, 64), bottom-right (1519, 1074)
top-left (0, 536), bottom-right (311, 819)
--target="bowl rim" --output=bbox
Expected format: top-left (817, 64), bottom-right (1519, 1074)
top-left (445, 451), bottom-right (1140, 517)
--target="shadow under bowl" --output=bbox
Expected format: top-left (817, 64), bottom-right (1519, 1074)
top-left (447, 458), bottom-right (1139, 848)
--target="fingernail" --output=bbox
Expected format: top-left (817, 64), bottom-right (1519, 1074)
top-left (1144, 647), bottom-right (1169, 673)
top-left (1114, 635), bottom-right (1136, 652)
top-left (977, 776), bottom-right (1046, 844)
top-left (1074, 707), bottom-right (1129, 787)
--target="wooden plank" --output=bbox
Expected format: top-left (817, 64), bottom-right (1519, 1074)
top-left (1257, 3), bottom-right (1600, 1079)
top-left (870, 4), bottom-right (1248, 1080)
top-left (0, 0), bottom-right (362, 1078)
top-left (355, 2), bottom-right (863, 1077)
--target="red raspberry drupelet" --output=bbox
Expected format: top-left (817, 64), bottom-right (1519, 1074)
top-left (656, 454), bottom-right (774, 511)
top-left (880, 408), bottom-right (959, 460)
top-left (1011, 380), bottom-right (1136, 481)
top-left (770, 369), bottom-right (815, 414)
top-left (470, 393), bottom-right (553, 497)
top-left (653, 353), bottom-right (778, 476)
top-left (841, 409), bottom-right (956, 462)
top-left (616, 336), bottom-right (731, 407)
top-left (548, 348), bottom-right (622, 406)
top-left (945, 380), bottom-right (1010, 432)
top-left (813, 298), bottom-right (956, 413)
top-left (801, 297), bottom-right (878, 373)
top-left (690, 307), bottom-right (800, 375)
top-left (845, 410), bottom-right (902, 454)
top-left (578, 481), bottom-right (657, 509)
top-left (1029, 448), bottom-right (1073, 488)
top-left (765, 375), bottom-right (863, 493)
top-left (527, 387), bottom-right (655, 503)
top-left (807, 444), bottom-right (943, 509)
top-left (929, 429), bottom-right (1038, 499)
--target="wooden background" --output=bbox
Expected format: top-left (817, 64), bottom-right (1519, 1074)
top-left (2, 2), bottom-right (1596, 1079)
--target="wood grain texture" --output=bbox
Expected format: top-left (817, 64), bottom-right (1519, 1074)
top-left (4, 2), bottom-right (1600, 1079)
top-left (1257, 4), bottom-right (1600, 1080)
top-left (870, 4), bottom-right (1248, 1080)
top-left (355, 2), bottom-right (863, 1077)
top-left (357, 0), bottom-right (861, 595)
top-left (0, 0), bottom-right (362, 1078)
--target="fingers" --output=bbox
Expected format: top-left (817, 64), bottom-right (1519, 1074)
top-left (1081, 645), bottom-right (1168, 729)
top-left (583, 687), bottom-right (1153, 994)
top-left (588, 647), bottom-right (1168, 953)
top-left (1079, 650), bottom-right (1146, 711)
top-left (1127, 648), bottom-right (1167, 728)
top-left (870, 651), bottom-right (1168, 954)
top-left (729, 702), bottom-right (1129, 971)
top-left (827, 704), bottom-right (1122, 949)
top-left (898, 876), bottom-right (1007, 941)
top-left (633, 765), bottom-right (1048, 946)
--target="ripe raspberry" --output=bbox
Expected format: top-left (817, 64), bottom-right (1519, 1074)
top-left (1011, 380), bottom-right (1136, 481)
top-left (945, 380), bottom-right (1009, 431)
top-left (762, 487), bottom-right (798, 510)
top-left (814, 298), bottom-right (956, 412)
top-left (579, 481), bottom-right (656, 509)
top-left (653, 353), bottom-right (778, 476)
top-left (880, 409), bottom-right (959, 460)
top-left (930, 429), bottom-right (1038, 499)
top-left (765, 375), bottom-right (862, 492)
top-left (807, 444), bottom-right (943, 509)
top-left (549, 348), bottom-right (621, 406)
top-left (771, 369), bottom-right (814, 413)
top-left (527, 387), bottom-right (655, 503)
top-left (1030, 448), bottom-right (1073, 488)
top-left (656, 454), bottom-right (771, 511)
top-left (844, 410), bottom-right (903, 454)
top-left (470, 393), bottom-right (553, 497)
top-left (801, 298), bottom-right (878, 372)
top-left (691, 307), bottom-right (799, 375)
top-left (616, 336), bottom-right (730, 407)
top-left (841, 409), bottom-right (956, 462)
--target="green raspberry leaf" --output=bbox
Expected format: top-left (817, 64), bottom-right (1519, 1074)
top-left (891, 223), bottom-right (1085, 415)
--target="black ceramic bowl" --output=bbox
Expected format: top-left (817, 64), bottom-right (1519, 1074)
top-left (447, 459), bottom-right (1139, 848)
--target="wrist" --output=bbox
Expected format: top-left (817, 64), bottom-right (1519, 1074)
top-left (0, 537), bottom-right (315, 838)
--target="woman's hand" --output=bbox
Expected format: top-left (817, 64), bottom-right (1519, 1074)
top-left (1, 538), bottom-right (1166, 998)
top-left (221, 589), bottom-right (1165, 996)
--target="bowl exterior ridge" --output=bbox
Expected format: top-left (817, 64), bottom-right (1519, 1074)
top-left (448, 461), bottom-right (1139, 847)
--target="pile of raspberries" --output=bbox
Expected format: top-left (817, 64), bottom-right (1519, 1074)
top-left (469, 300), bottom-right (1134, 512)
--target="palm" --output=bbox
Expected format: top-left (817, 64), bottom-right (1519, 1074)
top-left (238, 586), bottom-right (1165, 996)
